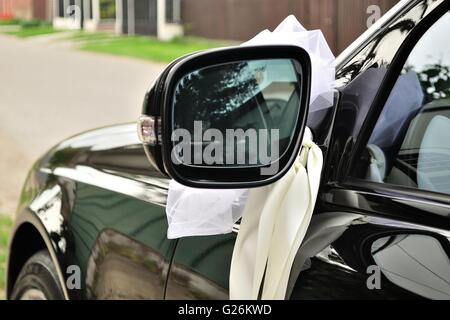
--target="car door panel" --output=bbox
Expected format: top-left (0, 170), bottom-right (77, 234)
top-left (306, 1), bottom-right (450, 300)
top-left (70, 182), bottom-right (176, 299)
top-left (165, 233), bottom-right (236, 299)
top-left (289, 202), bottom-right (449, 300)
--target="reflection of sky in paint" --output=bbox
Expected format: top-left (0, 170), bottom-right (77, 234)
top-left (408, 12), bottom-right (450, 71)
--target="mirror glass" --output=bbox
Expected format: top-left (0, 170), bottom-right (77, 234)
top-left (171, 59), bottom-right (302, 168)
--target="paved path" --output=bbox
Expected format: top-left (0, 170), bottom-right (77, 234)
top-left (0, 33), bottom-right (165, 215)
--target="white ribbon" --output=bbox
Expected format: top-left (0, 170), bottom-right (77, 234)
top-left (229, 127), bottom-right (323, 299)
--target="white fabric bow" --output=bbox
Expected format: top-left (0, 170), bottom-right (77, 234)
top-left (243, 15), bottom-right (335, 109)
top-left (229, 127), bottom-right (323, 299)
top-left (165, 15), bottom-right (333, 300)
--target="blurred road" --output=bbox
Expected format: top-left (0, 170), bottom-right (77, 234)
top-left (0, 34), bottom-right (164, 216)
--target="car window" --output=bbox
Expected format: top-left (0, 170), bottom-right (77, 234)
top-left (357, 11), bottom-right (450, 195)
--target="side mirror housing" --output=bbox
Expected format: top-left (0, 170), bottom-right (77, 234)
top-left (139, 45), bottom-right (311, 188)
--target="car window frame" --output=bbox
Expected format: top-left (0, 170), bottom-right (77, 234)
top-left (343, 1), bottom-right (450, 207)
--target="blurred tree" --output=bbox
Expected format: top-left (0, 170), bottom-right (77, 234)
top-left (173, 62), bottom-right (259, 131)
top-left (100, 0), bottom-right (116, 20)
top-left (405, 62), bottom-right (450, 103)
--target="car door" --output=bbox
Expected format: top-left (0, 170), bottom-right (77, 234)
top-left (165, 1), bottom-right (450, 300)
top-left (310, 4), bottom-right (450, 300)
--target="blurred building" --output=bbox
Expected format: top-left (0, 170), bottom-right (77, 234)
top-left (1, 0), bottom-right (400, 53)
top-left (52, 0), bottom-right (183, 40)
top-left (181, 0), bottom-right (400, 54)
top-left (0, 0), bottom-right (51, 20)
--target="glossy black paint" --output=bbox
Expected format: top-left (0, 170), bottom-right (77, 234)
top-left (7, 125), bottom-right (175, 299)
top-left (7, 0), bottom-right (450, 300)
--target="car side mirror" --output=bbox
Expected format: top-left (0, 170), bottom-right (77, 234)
top-left (138, 45), bottom-right (311, 188)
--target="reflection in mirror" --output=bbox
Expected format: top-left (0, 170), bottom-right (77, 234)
top-left (171, 59), bottom-right (302, 169)
top-left (372, 234), bottom-right (450, 299)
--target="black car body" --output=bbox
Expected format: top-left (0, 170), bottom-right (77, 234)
top-left (6, 0), bottom-right (450, 300)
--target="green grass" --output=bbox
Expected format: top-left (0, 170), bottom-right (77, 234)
top-left (0, 18), bottom-right (20, 26)
top-left (2, 19), bottom-right (235, 62)
top-left (0, 215), bottom-right (12, 299)
top-left (6, 26), bottom-right (60, 38)
top-left (62, 30), bottom-right (116, 42)
top-left (79, 35), bottom-right (235, 63)
top-left (2, 19), bottom-right (61, 38)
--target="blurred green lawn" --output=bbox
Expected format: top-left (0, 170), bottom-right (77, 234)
top-left (1, 19), bottom-right (235, 63)
top-left (0, 18), bottom-right (20, 26)
top-left (0, 215), bottom-right (12, 300)
top-left (6, 26), bottom-right (60, 38)
top-left (2, 19), bottom-right (61, 38)
top-left (79, 35), bottom-right (233, 63)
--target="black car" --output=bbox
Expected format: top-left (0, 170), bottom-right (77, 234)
top-left (6, 0), bottom-right (450, 300)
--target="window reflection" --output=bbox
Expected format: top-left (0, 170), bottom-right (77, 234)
top-left (172, 59), bottom-right (301, 167)
top-left (361, 11), bottom-right (450, 195)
